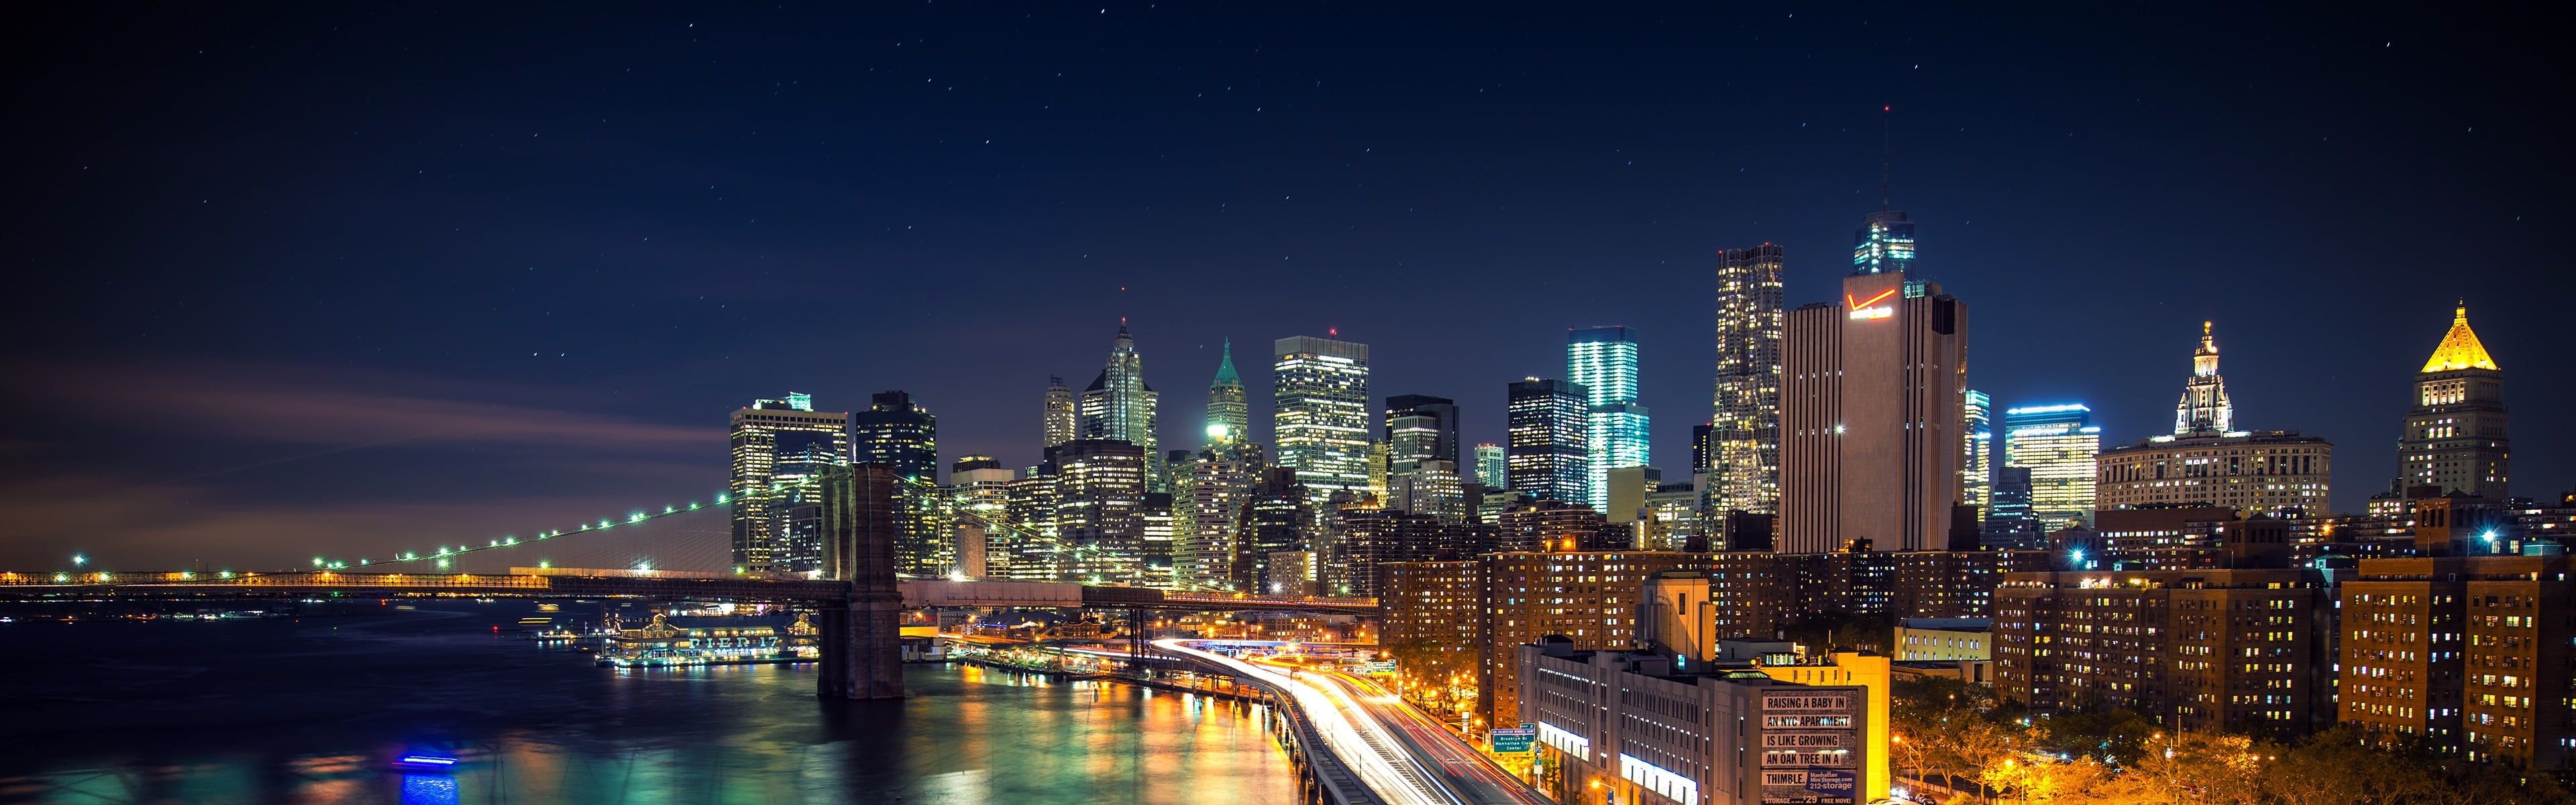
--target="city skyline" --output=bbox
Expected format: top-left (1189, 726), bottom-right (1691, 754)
top-left (4, 5), bottom-right (2571, 569)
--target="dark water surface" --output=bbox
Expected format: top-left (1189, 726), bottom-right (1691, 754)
top-left (0, 602), bottom-right (1298, 804)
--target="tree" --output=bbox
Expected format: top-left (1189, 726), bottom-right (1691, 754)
top-left (2035, 706), bottom-right (2162, 766)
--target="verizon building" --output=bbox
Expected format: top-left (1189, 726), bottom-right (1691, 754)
top-left (1780, 211), bottom-right (1968, 553)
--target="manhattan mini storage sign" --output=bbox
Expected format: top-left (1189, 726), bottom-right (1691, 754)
top-left (1758, 690), bottom-right (1859, 804)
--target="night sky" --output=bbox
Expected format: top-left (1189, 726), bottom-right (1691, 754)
top-left (6, 4), bottom-right (2570, 570)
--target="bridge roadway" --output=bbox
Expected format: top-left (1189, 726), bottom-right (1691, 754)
top-left (0, 569), bottom-right (1378, 613)
top-left (1156, 639), bottom-right (1550, 805)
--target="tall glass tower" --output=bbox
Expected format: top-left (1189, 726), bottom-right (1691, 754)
top-left (1042, 376), bottom-right (1076, 449)
top-left (1205, 338), bottom-right (1250, 448)
top-left (852, 390), bottom-right (938, 482)
top-left (1473, 443), bottom-right (1508, 490)
top-left (1852, 210), bottom-right (1917, 275)
top-left (2002, 403), bottom-right (2100, 531)
top-left (1962, 388), bottom-right (1992, 514)
top-left (1507, 378), bottom-right (1591, 505)
top-left (1713, 245), bottom-right (1785, 516)
top-left (1078, 322), bottom-right (1162, 490)
top-left (1273, 335), bottom-right (1373, 500)
top-left (729, 394), bottom-right (850, 573)
top-left (1567, 327), bottom-right (1647, 511)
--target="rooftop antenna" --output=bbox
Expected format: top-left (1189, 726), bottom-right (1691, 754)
top-left (1880, 104), bottom-right (1892, 211)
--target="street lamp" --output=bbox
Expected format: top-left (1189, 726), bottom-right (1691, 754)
top-left (70, 553), bottom-right (87, 568)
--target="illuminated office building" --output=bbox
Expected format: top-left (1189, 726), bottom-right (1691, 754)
top-left (1780, 212), bottom-right (1966, 553)
top-left (767, 426), bottom-right (845, 574)
top-left (1173, 450), bottom-right (1258, 590)
top-left (854, 390), bottom-right (946, 576)
top-left (1962, 389), bottom-right (1993, 515)
top-left (1851, 210), bottom-right (1916, 275)
top-left (1002, 472), bottom-right (1060, 580)
top-left (1474, 443), bottom-right (1508, 490)
top-left (1568, 327), bottom-right (1648, 511)
top-left (2402, 302), bottom-right (2510, 500)
top-left (1385, 394), bottom-right (1461, 466)
top-left (729, 394), bottom-right (850, 572)
top-left (1234, 467), bottom-right (1311, 592)
top-left (1982, 466), bottom-right (2042, 549)
top-left (2098, 431), bottom-right (2331, 518)
top-left (1712, 244), bottom-right (1785, 517)
top-left (1042, 375), bottom-right (1077, 450)
top-left (852, 391), bottom-right (938, 481)
top-left (1050, 439), bottom-right (1150, 585)
top-left (1385, 394), bottom-right (1464, 521)
top-left (2003, 404), bottom-right (2100, 531)
top-left (948, 456), bottom-right (1015, 579)
top-left (1507, 378), bottom-right (1591, 506)
top-left (1205, 338), bottom-right (1250, 449)
top-left (1389, 460), bottom-right (1467, 521)
top-left (1273, 335), bottom-right (1374, 501)
top-left (1079, 323), bottom-right (1163, 491)
top-left (2098, 323), bottom-right (2331, 519)
top-left (2175, 321), bottom-right (2235, 435)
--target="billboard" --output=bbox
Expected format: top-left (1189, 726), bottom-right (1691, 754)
top-left (1759, 690), bottom-right (1860, 804)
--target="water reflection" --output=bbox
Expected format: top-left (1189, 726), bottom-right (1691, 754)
top-left (0, 605), bottom-right (1299, 804)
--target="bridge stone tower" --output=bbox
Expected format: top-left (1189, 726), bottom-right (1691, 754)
top-left (818, 464), bottom-right (906, 700)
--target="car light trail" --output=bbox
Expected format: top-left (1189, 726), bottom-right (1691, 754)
top-left (1157, 639), bottom-right (1461, 805)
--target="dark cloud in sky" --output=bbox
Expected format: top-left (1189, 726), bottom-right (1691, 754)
top-left (3, 3), bottom-right (2569, 567)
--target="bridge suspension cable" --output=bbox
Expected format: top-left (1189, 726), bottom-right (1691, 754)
top-left (180, 468), bottom-right (1220, 591)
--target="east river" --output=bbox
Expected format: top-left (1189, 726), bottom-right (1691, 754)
top-left (0, 600), bottom-right (1301, 804)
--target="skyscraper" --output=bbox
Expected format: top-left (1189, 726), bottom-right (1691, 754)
top-left (851, 390), bottom-right (938, 482)
top-left (1506, 378), bottom-right (1590, 505)
top-left (1473, 443), bottom-right (1508, 490)
top-left (1050, 439), bottom-right (1150, 585)
top-left (2402, 302), bottom-right (2510, 500)
top-left (1173, 451), bottom-right (1256, 590)
top-left (1204, 338), bottom-right (1250, 448)
top-left (1983, 466), bottom-right (2041, 549)
top-left (1384, 394), bottom-right (1464, 521)
top-left (1567, 327), bottom-right (1648, 511)
top-left (2175, 321), bottom-right (2235, 435)
top-left (1780, 214), bottom-right (1966, 553)
top-left (1273, 335), bottom-right (1373, 501)
top-left (1384, 394), bottom-right (1461, 466)
top-left (2002, 404), bottom-right (2100, 531)
top-left (769, 428), bottom-right (843, 574)
top-left (948, 456), bottom-right (1015, 579)
top-left (853, 390), bottom-right (945, 575)
top-left (1042, 376), bottom-right (1076, 449)
top-left (1962, 388), bottom-right (1992, 514)
top-left (1078, 322), bottom-right (1162, 490)
top-left (1851, 210), bottom-right (1916, 276)
top-left (1712, 244), bottom-right (1786, 517)
top-left (1234, 467), bottom-right (1311, 592)
top-left (729, 394), bottom-right (851, 572)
